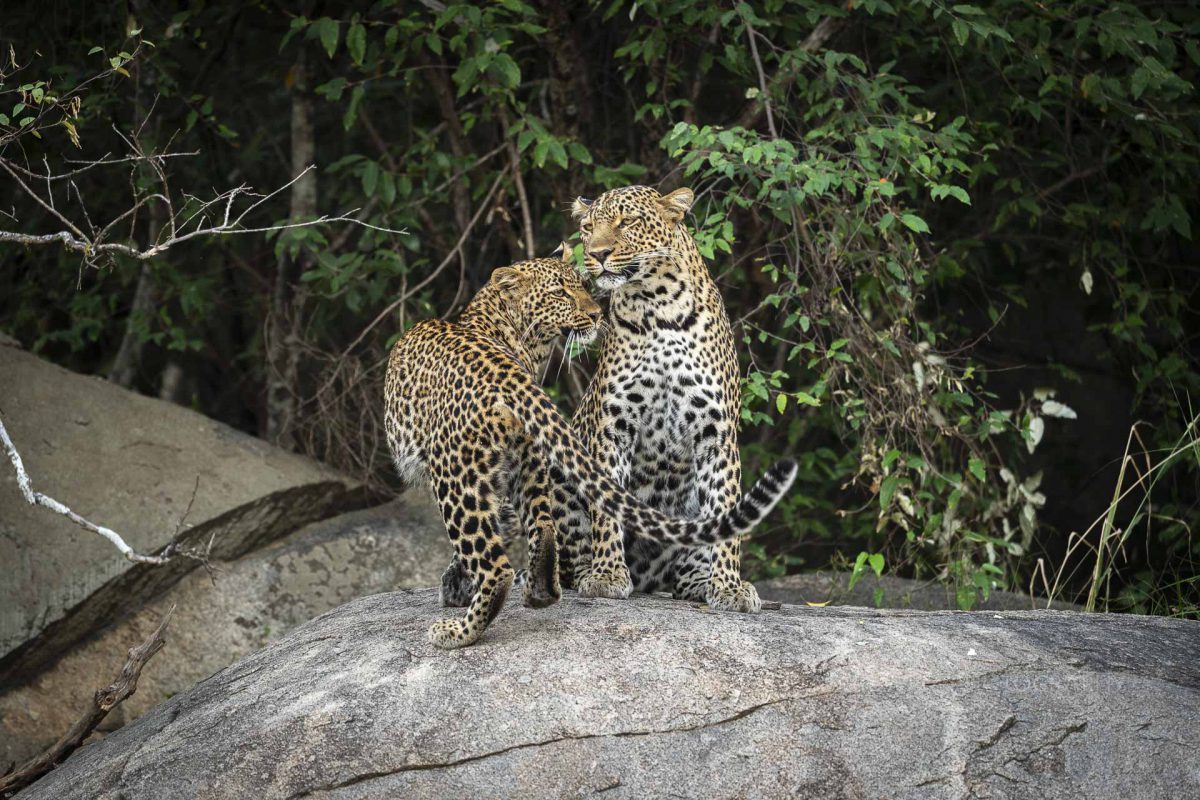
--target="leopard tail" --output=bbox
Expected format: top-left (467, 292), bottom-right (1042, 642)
top-left (499, 384), bottom-right (797, 546)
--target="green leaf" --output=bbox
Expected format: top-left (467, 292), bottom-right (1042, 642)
top-left (879, 474), bottom-right (899, 511)
top-left (1131, 66), bottom-right (1150, 100)
top-left (380, 171), bottom-right (396, 205)
top-left (775, 393), bottom-right (788, 414)
top-left (968, 457), bottom-right (985, 482)
top-left (956, 583), bottom-right (977, 611)
top-left (347, 22), bottom-right (366, 66)
top-left (361, 160), bottom-right (379, 196)
top-left (315, 77), bottom-right (346, 100)
top-left (342, 85), bottom-right (364, 131)
top-left (900, 213), bottom-right (930, 234)
top-left (868, 553), bottom-right (885, 577)
top-left (848, 551), bottom-right (869, 590)
top-left (951, 20), bottom-right (968, 47)
top-left (491, 53), bottom-right (521, 89)
top-left (315, 17), bottom-right (339, 59)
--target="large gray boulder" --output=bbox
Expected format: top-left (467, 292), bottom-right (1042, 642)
top-left (18, 590), bottom-right (1199, 799)
top-left (0, 346), bottom-right (375, 685)
top-left (0, 493), bottom-right (447, 767)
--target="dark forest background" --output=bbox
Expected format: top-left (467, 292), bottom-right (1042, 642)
top-left (1, 1), bottom-right (1196, 615)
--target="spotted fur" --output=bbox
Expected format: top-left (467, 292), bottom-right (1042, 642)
top-left (384, 251), bottom-right (797, 648)
top-left (556, 184), bottom-right (769, 612)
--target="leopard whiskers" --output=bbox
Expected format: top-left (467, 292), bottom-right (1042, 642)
top-left (602, 246), bottom-right (682, 275)
top-left (553, 330), bottom-right (575, 386)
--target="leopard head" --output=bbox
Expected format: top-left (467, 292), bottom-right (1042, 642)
top-left (571, 185), bottom-right (694, 290)
top-left (489, 243), bottom-right (603, 346)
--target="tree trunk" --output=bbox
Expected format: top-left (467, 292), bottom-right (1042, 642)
top-left (106, 261), bottom-right (158, 388)
top-left (265, 51), bottom-right (316, 449)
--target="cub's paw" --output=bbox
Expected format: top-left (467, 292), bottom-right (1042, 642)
top-left (708, 580), bottom-right (762, 613)
top-left (439, 561), bottom-right (474, 608)
top-left (520, 566), bottom-right (561, 608)
top-left (577, 567), bottom-right (633, 600)
top-left (428, 618), bottom-right (478, 649)
top-left (522, 580), bottom-right (561, 609)
top-left (513, 568), bottom-right (530, 592)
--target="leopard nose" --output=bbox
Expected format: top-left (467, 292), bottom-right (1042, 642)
top-left (589, 248), bottom-right (612, 265)
top-left (588, 308), bottom-right (602, 324)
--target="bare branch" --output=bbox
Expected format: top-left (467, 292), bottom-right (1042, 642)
top-left (733, 13), bottom-right (846, 131)
top-left (744, 21), bottom-right (779, 140)
top-left (0, 160), bottom-right (405, 266)
top-left (0, 158), bottom-right (86, 239)
top-left (0, 606), bottom-right (174, 795)
top-left (498, 108), bottom-right (534, 259)
top-left (3, 151), bottom-right (200, 182)
top-left (0, 413), bottom-right (174, 564)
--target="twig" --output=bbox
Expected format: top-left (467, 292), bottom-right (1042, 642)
top-left (0, 159), bottom-right (406, 267)
top-left (0, 606), bottom-right (175, 796)
top-left (0, 413), bottom-right (173, 565)
top-left (744, 21), bottom-right (778, 139)
top-left (499, 108), bottom-right (534, 258)
top-left (734, 13), bottom-right (846, 130)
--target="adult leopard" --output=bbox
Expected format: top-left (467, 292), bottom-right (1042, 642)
top-left (556, 184), bottom-right (766, 612)
top-left (384, 250), bottom-right (796, 647)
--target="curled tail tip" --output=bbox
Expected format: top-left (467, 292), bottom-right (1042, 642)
top-left (770, 458), bottom-right (799, 493)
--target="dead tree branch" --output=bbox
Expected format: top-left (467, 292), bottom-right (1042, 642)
top-left (0, 413), bottom-right (176, 565)
top-left (0, 159), bottom-right (405, 268)
top-left (0, 606), bottom-right (175, 796)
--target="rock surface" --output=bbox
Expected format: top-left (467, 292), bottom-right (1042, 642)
top-left (19, 590), bottom-right (1200, 800)
top-left (0, 492), bottom-right (448, 767)
top-left (0, 346), bottom-right (374, 684)
top-left (759, 572), bottom-right (1081, 611)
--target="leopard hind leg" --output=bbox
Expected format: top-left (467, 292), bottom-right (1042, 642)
top-left (428, 475), bottom-right (514, 649)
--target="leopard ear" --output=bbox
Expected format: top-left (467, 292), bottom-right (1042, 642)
top-left (551, 240), bottom-right (572, 262)
top-left (491, 266), bottom-right (522, 291)
top-left (658, 187), bottom-right (694, 223)
top-left (571, 197), bottom-right (592, 219)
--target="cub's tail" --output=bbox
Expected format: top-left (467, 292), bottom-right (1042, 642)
top-left (500, 383), bottom-right (796, 546)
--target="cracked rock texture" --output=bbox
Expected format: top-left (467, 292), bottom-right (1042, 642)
top-left (0, 493), bottom-right (447, 767)
top-left (0, 346), bottom-right (374, 685)
top-left (18, 589), bottom-right (1200, 800)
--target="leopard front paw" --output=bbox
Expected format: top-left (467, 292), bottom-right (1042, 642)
top-left (577, 567), bottom-right (633, 600)
top-left (707, 580), bottom-right (762, 613)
